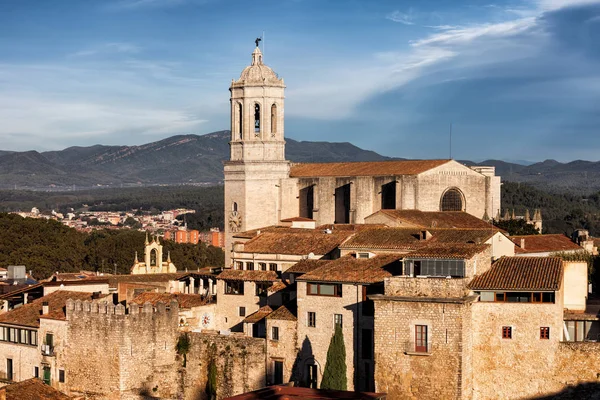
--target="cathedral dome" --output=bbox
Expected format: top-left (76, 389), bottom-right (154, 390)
top-left (233, 47), bottom-right (284, 87)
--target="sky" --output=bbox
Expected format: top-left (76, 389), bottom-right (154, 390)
top-left (0, 0), bottom-right (599, 162)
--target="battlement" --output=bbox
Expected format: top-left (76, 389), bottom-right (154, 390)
top-left (65, 298), bottom-right (179, 319)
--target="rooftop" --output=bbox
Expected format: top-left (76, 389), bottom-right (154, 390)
top-left (218, 269), bottom-right (279, 282)
top-left (243, 305), bottom-right (273, 324)
top-left (406, 243), bottom-right (490, 259)
top-left (372, 210), bottom-right (496, 229)
top-left (468, 256), bottom-right (563, 291)
top-left (0, 378), bottom-right (72, 399)
top-left (340, 228), bottom-right (423, 250)
top-left (510, 234), bottom-right (582, 254)
top-left (240, 230), bottom-right (355, 256)
top-left (0, 290), bottom-right (95, 328)
top-left (289, 159), bottom-right (449, 178)
top-left (266, 303), bottom-right (297, 321)
top-left (298, 253), bottom-right (402, 284)
top-left (285, 259), bottom-right (331, 274)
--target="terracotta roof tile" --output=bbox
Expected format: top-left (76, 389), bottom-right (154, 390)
top-left (243, 306), bottom-right (273, 324)
top-left (289, 160), bottom-right (450, 178)
top-left (0, 378), bottom-right (72, 399)
top-left (468, 256), bottom-right (563, 291)
top-left (286, 259), bottom-right (332, 274)
top-left (268, 280), bottom-right (293, 293)
top-left (0, 291), bottom-right (94, 328)
top-left (266, 303), bottom-right (297, 321)
top-left (281, 217), bottom-right (315, 222)
top-left (510, 234), bottom-right (582, 254)
top-left (374, 210), bottom-right (495, 229)
top-left (218, 270), bottom-right (279, 282)
top-left (298, 253), bottom-right (403, 284)
top-left (340, 228), bottom-right (423, 250)
top-left (130, 292), bottom-right (210, 308)
top-left (406, 244), bottom-right (490, 259)
top-left (429, 229), bottom-right (497, 244)
top-left (241, 231), bottom-right (354, 256)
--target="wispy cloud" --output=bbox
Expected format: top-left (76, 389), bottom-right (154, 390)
top-left (69, 42), bottom-right (142, 58)
top-left (386, 9), bottom-right (416, 25)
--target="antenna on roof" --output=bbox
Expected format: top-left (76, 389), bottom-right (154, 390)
top-left (449, 122), bottom-right (453, 160)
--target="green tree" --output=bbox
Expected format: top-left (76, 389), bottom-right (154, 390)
top-left (493, 219), bottom-right (540, 236)
top-left (176, 333), bottom-right (191, 368)
top-left (320, 325), bottom-right (347, 390)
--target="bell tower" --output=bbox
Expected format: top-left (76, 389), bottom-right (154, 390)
top-left (224, 42), bottom-right (290, 267)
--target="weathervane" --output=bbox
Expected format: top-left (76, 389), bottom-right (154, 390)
top-left (255, 37), bottom-right (262, 48)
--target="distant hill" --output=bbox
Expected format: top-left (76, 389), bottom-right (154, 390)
top-left (0, 131), bottom-right (392, 189)
top-left (1, 130), bottom-right (599, 191)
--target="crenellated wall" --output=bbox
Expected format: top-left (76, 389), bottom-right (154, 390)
top-left (64, 299), bottom-right (180, 399)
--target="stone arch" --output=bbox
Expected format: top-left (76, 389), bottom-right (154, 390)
top-left (254, 103), bottom-right (261, 134)
top-left (237, 102), bottom-right (243, 139)
top-left (271, 103), bottom-right (277, 134)
top-left (232, 202), bottom-right (238, 212)
top-left (150, 248), bottom-right (158, 266)
top-left (440, 187), bottom-right (465, 211)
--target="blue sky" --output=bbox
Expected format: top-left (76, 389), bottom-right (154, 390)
top-left (0, 0), bottom-right (599, 162)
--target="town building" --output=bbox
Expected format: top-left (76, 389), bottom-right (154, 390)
top-left (131, 234), bottom-right (177, 275)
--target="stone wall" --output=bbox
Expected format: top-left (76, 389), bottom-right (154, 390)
top-left (215, 280), bottom-right (263, 332)
top-left (182, 332), bottom-right (266, 399)
top-left (64, 299), bottom-right (180, 399)
top-left (384, 277), bottom-right (471, 298)
top-left (373, 296), bottom-right (473, 400)
top-left (266, 318), bottom-right (297, 385)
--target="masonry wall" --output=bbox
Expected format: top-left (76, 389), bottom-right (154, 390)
top-left (215, 280), bottom-right (263, 332)
top-left (265, 318), bottom-right (297, 385)
top-left (64, 300), bottom-right (179, 399)
top-left (39, 318), bottom-right (68, 393)
top-left (0, 335), bottom-right (39, 383)
top-left (373, 297), bottom-right (472, 400)
top-left (296, 281), bottom-right (371, 391)
top-left (563, 261), bottom-right (588, 312)
top-left (182, 332), bottom-right (266, 399)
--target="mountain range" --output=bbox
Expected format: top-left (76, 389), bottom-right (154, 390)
top-left (1, 130), bottom-right (599, 192)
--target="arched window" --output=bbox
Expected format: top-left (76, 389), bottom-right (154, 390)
top-left (254, 103), bottom-right (260, 133)
top-left (232, 202), bottom-right (238, 212)
top-left (441, 188), bottom-right (464, 211)
top-left (271, 104), bottom-right (277, 134)
top-left (238, 103), bottom-right (243, 139)
top-left (150, 249), bottom-right (157, 266)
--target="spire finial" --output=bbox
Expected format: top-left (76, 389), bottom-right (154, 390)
top-left (167, 251), bottom-right (172, 263)
top-left (145, 231), bottom-right (149, 245)
top-left (134, 251), bottom-right (139, 263)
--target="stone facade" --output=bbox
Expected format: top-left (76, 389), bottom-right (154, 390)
top-left (265, 317), bottom-right (297, 386)
top-left (131, 236), bottom-right (176, 275)
top-left (215, 280), bottom-right (266, 332)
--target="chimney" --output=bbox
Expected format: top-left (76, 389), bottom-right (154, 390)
top-left (520, 238), bottom-right (525, 249)
top-left (42, 301), bottom-right (49, 315)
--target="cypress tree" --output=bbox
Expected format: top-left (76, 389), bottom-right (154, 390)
top-left (320, 325), bottom-right (347, 390)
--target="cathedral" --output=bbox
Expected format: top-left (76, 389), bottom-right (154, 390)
top-left (224, 44), bottom-right (501, 266)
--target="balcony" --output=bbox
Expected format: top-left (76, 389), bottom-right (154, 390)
top-left (41, 344), bottom-right (55, 357)
top-left (0, 371), bottom-right (14, 383)
top-left (404, 341), bottom-right (432, 356)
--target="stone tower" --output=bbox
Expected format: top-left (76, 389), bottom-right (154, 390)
top-left (224, 43), bottom-right (289, 267)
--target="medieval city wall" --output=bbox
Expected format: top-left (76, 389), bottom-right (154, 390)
top-left (64, 300), bottom-right (180, 399)
top-left (182, 332), bottom-right (266, 400)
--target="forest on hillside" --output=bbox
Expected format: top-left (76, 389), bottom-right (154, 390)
top-left (0, 213), bottom-right (224, 279)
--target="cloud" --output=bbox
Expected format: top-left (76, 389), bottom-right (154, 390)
top-left (386, 10), bottom-right (416, 25)
top-left (69, 42), bottom-right (142, 58)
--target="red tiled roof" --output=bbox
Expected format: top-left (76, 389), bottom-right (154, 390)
top-left (0, 378), bottom-right (72, 399)
top-left (340, 228), bottom-right (423, 250)
top-left (298, 253), bottom-right (403, 284)
top-left (241, 231), bottom-right (354, 256)
top-left (130, 292), bottom-right (210, 308)
top-left (372, 210), bottom-right (495, 229)
top-left (286, 259), bottom-right (332, 274)
top-left (243, 306), bottom-right (273, 324)
top-left (266, 304), bottom-right (297, 321)
top-left (0, 291), bottom-right (94, 328)
top-left (468, 256), bottom-right (563, 291)
top-left (429, 229), bottom-right (497, 244)
top-left (281, 217), bottom-right (315, 222)
top-left (289, 160), bottom-right (450, 178)
top-left (406, 244), bottom-right (490, 259)
top-left (224, 385), bottom-right (387, 400)
top-left (510, 234), bottom-right (582, 254)
top-left (218, 270), bottom-right (279, 282)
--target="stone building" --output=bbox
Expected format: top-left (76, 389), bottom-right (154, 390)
top-left (131, 234), bottom-right (176, 275)
top-left (223, 44), bottom-right (502, 267)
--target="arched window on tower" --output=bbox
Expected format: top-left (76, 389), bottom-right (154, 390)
top-left (271, 104), bottom-right (277, 135)
top-left (150, 249), bottom-right (157, 266)
top-left (232, 202), bottom-right (238, 212)
top-left (440, 188), bottom-right (464, 211)
top-left (254, 103), bottom-right (260, 134)
top-left (238, 103), bottom-right (243, 139)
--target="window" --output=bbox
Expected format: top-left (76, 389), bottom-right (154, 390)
top-left (232, 202), bottom-right (238, 212)
top-left (306, 283), bottom-right (342, 297)
top-left (358, 252), bottom-right (370, 259)
top-left (441, 188), bottom-right (464, 211)
top-left (502, 326), bottom-right (512, 339)
top-left (254, 103), bottom-right (261, 133)
top-left (30, 331), bottom-right (37, 346)
top-left (256, 282), bottom-right (270, 296)
top-left (271, 104), bottom-right (277, 134)
top-left (20, 329), bottom-right (28, 345)
top-left (406, 259), bottom-right (466, 277)
top-left (259, 262), bottom-right (267, 271)
top-left (239, 307), bottom-right (246, 317)
top-left (246, 262), bottom-right (254, 271)
top-left (59, 369), bottom-right (65, 383)
top-left (235, 261), bottom-right (243, 270)
top-left (238, 103), bottom-right (243, 139)
top-left (565, 320), bottom-right (599, 342)
top-left (362, 329), bottom-right (373, 359)
top-left (269, 263), bottom-right (278, 271)
top-left (34, 366), bottom-right (39, 378)
top-left (415, 325), bottom-right (428, 352)
top-left (307, 312), bottom-right (316, 328)
top-left (334, 314), bottom-right (343, 329)
top-left (224, 280), bottom-right (244, 295)
top-left (540, 327), bottom-right (550, 340)
top-left (483, 292), bottom-right (555, 303)
top-left (272, 326), bottom-right (279, 341)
